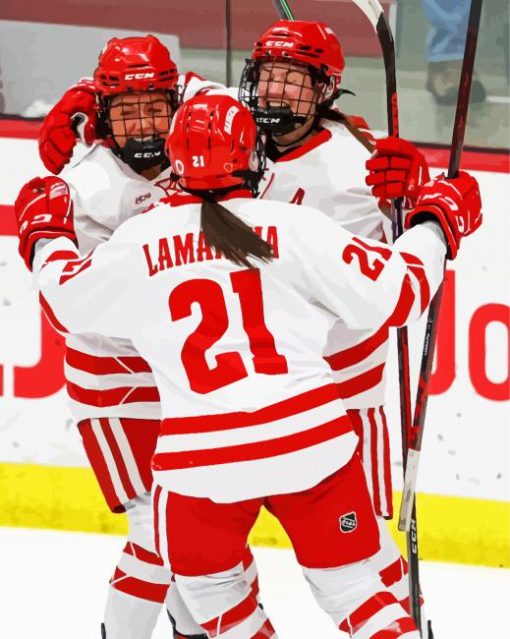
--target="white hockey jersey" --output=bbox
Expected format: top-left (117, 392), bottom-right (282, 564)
top-left (61, 72), bottom-right (224, 421)
top-left (34, 193), bottom-right (446, 502)
top-left (258, 119), bottom-right (391, 409)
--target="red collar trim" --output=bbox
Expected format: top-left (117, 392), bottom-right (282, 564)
top-left (274, 128), bottom-right (332, 163)
top-left (160, 193), bottom-right (203, 207)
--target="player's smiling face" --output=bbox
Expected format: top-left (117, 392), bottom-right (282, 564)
top-left (257, 60), bottom-right (319, 120)
top-left (108, 91), bottom-right (172, 149)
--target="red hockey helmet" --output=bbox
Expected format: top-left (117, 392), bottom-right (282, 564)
top-left (252, 20), bottom-right (344, 82)
top-left (165, 95), bottom-right (261, 191)
top-left (240, 20), bottom-right (345, 134)
top-left (93, 35), bottom-right (178, 95)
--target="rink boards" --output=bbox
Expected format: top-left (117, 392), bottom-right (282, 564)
top-left (0, 119), bottom-right (509, 567)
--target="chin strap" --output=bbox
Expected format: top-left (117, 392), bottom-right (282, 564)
top-left (112, 136), bottom-right (169, 173)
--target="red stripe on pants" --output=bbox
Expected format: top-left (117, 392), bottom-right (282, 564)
top-left (368, 408), bottom-right (382, 516)
top-left (380, 407), bottom-right (394, 518)
top-left (153, 485), bottom-right (162, 562)
top-left (78, 419), bottom-right (125, 512)
top-left (100, 418), bottom-right (138, 499)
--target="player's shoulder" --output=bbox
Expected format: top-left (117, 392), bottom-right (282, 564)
top-left (233, 197), bottom-right (333, 232)
top-left (63, 145), bottom-right (138, 208)
top-left (321, 118), bottom-right (372, 158)
top-left (110, 193), bottom-right (199, 241)
top-left (180, 71), bottom-right (226, 101)
top-left (63, 145), bottom-right (130, 191)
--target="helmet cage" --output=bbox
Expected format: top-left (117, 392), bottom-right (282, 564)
top-left (97, 88), bottom-right (181, 172)
top-left (239, 57), bottom-right (339, 135)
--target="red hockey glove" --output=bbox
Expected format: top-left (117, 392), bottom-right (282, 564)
top-left (15, 176), bottom-right (77, 270)
top-left (366, 136), bottom-right (430, 208)
top-left (39, 78), bottom-right (98, 174)
top-left (405, 171), bottom-right (482, 259)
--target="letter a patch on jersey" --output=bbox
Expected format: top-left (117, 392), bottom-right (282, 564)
top-left (339, 512), bottom-right (357, 533)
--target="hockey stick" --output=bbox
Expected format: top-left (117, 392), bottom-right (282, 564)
top-left (272, 0), bottom-right (295, 19)
top-left (225, 0), bottom-right (233, 87)
top-left (271, 0), bottom-right (422, 632)
top-left (349, 3), bottom-right (425, 632)
top-left (399, 0), bottom-right (484, 533)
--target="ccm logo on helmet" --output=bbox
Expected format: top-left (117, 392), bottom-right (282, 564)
top-left (124, 72), bottom-right (156, 80)
top-left (224, 106), bottom-right (239, 135)
top-left (265, 40), bottom-right (294, 48)
top-left (256, 116), bottom-right (282, 124)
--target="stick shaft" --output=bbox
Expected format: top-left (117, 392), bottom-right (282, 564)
top-left (399, 0), bottom-right (483, 535)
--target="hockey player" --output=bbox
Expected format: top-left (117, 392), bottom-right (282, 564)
top-left (15, 94), bottom-right (482, 638)
top-left (239, 19), bottom-right (434, 629)
top-left (36, 34), bottom-right (229, 639)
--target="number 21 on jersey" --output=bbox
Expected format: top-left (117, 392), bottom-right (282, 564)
top-left (169, 269), bottom-right (288, 394)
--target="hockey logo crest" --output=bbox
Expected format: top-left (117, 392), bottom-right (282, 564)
top-left (339, 512), bottom-right (357, 533)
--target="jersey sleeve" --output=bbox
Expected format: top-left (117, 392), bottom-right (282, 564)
top-left (293, 211), bottom-right (447, 331)
top-left (322, 125), bottom-right (386, 241)
top-left (180, 72), bottom-right (227, 101)
top-left (33, 235), bottom-right (139, 339)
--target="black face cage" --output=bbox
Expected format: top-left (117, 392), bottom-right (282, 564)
top-left (96, 87), bottom-right (181, 173)
top-left (239, 58), bottom-right (338, 135)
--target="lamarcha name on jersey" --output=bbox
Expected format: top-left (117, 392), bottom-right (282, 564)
top-left (142, 226), bottom-right (280, 276)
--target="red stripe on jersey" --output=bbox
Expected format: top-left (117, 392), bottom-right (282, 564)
top-left (78, 419), bottom-right (126, 513)
top-left (324, 326), bottom-right (389, 371)
top-left (335, 363), bottom-right (385, 399)
top-left (65, 347), bottom-right (152, 375)
top-left (39, 292), bottom-right (68, 333)
top-left (371, 616), bottom-right (418, 637)
top-left (43, 250), bottom-right (80, 266)
top-left (339, 591), bottom-right (397, 633)
top-left (100, 417), bottom-right (138, 499)
top-left (401, 252), bottom-right (431, 313)
top-left (380, 407), bottom-right (394, 518)
top-left (252, 618), bottom-right (276, 638)
top-left (111, 567), bottom-right (169, 603)
top-left (160, 384), bottom-right (341, 435)
top-left (66, 382), bottom-right (160, 407)
top-left (154, 415), bottom-right (352, 470)
top-left (59, 255), bottom-right (92, 284)
top-left (275, 128), bottom-right (332, 162)
top-left (368, 408), bottom-right (381, 516)
top-left (386, 274), bottom-right (416, 327)
top-left (123, 542), bottom-right (164, 566)
top-left (202, 594), bottom-right (258, 637)
top-left (379, 556), bottom-right (407, 588)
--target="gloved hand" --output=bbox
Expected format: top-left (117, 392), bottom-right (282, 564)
top-left (38, 78), bottom-right (98, 174)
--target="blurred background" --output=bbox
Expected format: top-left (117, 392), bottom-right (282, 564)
top-left (1, 0), bottom-right (509, 147)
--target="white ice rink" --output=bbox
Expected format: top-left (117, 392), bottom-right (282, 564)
top-left (1, 527), bottom-right (509, 638)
